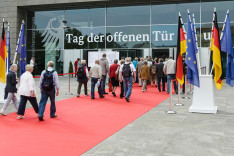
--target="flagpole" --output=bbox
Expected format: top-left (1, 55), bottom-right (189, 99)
top-left (209, 8), bottom-right (216, 75)
top-left (13, 20), bottom-right (24, 64)
top-left (192, 13), bottom-right (202, 75)
top-left (220, 10), bottom-right (229, 40)
top-left (179, 12), bottom-right (186, 35)
top-left (6, 21), bottom-right (9, 74)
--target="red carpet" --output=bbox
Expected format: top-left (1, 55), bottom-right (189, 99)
top-left (0, 84), bottom-right (169, 156)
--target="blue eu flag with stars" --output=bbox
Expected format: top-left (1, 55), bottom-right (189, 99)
top-left (185, 14), bottom-right (200, 87)
top-left (16, 22), bottom-right (27, 76)
top-left (221, 13), bottom-right (234, 87)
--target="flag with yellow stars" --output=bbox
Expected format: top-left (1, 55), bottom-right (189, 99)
top-left (16, 22), bottom-right (27, 76)
top-left (185, 13), bottom-right (200, 87)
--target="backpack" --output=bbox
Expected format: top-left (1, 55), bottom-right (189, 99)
top-left (151, 65), bottom-right (156, 75)
top-left (122, 64), bottom-right (131, 78)
top-left (42, 70), bottom-right (54, 90)
top-left (77, 66), bottom-right (86, 78)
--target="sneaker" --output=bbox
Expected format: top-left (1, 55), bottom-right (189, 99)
top-left (0, 112), bottom-right (7, 116)
top-left (38, 116), bottom-right (44, 121)
top-left (51, 115), bottom-right (58, 118)
top-left (103, 92), bottom-right (108, 94)
top-left (17, 116), bottom-right (25, 119)
top-left (112, 92), bottom-right (116, 97)
top-left (125, 97), bottom-right (130, 102)
top-left (77, 94), bottom-right (80, 97)
top-left (85, 94), bottom-right (89, 96)
top-left (91, 97), bottom-right (95, 99)
top-left (100, 96), bottom-right (105, 98)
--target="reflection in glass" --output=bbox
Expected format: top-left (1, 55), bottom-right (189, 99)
top-left (201, 1), bottom-right (234, 23)
top-left (107, 5), bottom-right (150, 26)
top-left (65, 8), bottom-right (105, 28)
top-left (28, 10), bottom-right (64, 29)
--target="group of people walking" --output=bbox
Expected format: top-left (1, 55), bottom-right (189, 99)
top-left (74, 53), bottom-right (180, 103)
top-left (1, 54), bottom-right (181, 119)
top-left (0, 61), bottom-right (60, 121)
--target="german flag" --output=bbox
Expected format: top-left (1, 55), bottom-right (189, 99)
top-left (176, 15), bottom-right (186, 86)
top-left (0, 21), bottom-right (7, 84)
top-left (210, 11), bottom-right (223, 90)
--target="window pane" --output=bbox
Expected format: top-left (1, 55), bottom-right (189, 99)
top-left (107, 5), bottom-right (150, 26)
top-left (201, 1), bottom-right (234, 23)
top-left (152, 2), bottom-right (200, 24)
top-left (65, 8), bottom-right (105, 28)
top-left (106, 26), bottom-right (150, 48)
top-left (27, 10), bottom-right (64, 30)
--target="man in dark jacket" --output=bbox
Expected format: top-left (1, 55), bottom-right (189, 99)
top-left (156, 58), bottom-right (166, 92)
top-left (0, 64), bottom-right (19, 116)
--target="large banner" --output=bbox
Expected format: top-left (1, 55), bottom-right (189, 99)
top-left (88, 51), bottom-right (119, 67)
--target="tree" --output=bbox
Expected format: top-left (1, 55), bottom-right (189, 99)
top-left (68, 61), bottom-right (74, 77)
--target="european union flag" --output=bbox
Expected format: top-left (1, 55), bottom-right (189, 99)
top-left (16, 22), bottom-right (27, 76)
top-left (185, 13), bottom-right (200, 87)
top-left (221, 12), bottom-right (234, 87)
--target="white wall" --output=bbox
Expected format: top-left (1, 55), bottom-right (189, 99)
top-left (63, 49), bottom-right (83, 74)
top-left (199, 47), bottom-right (210, 75)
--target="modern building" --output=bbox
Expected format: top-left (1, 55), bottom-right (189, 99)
top-left (0, 0), bottom-right (234, 75)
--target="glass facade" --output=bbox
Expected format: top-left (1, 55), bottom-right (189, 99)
top-left (26, 1), bottom-right (234, 74)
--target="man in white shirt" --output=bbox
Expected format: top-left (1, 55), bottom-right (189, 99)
top-left (119, 57), bottom-right (136, 102)
top-left (163, 56), bottom-right (177, 94)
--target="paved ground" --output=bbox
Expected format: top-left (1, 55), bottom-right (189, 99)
top-left (1, 76), bottom-right (234, 156)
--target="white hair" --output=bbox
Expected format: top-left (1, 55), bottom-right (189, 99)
top-left (47, 61), bottom-right (54, 67)
top-left (125, 57), bottom-right (131, 62)
top-left (10, 64), bottom-right (17, 71)
top-left (81, 60), bottom-right (86, 65)
top-left (25, 64), bottom-right (34, 71)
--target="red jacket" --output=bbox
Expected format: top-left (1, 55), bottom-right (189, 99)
top-left (109, 63), bottom-right (119, 78)
top-left (74, 60), bottom-right (78, 69)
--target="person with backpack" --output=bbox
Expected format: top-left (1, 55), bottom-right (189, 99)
top-left (17, 64), bottom-right (39, 119)
top-left (119, 57), bottom-right (136, 102)
top-left (38, 61), bottom-right (60, 121)
top-left (150, 61), bottom-right (157, 87)
top-left (77, 60), bottom-right (89, 97)
top-left (140, 61), bottom-right (150, 92)
top-left (156, 58), bottom-right (166, 92)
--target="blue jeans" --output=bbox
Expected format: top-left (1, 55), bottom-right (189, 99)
top-left (91, 77), bottom-right (103, 98)
top-left (123, 76), bottom-right (133, 98)
top-left (167, 74), bottom-right (177, 93)
top-left (101, 75), bottom-right (106, 93)
top-left (157, 77), bottom-right (165, 92)
top-left (38, 89), bottom-right (56, 117)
